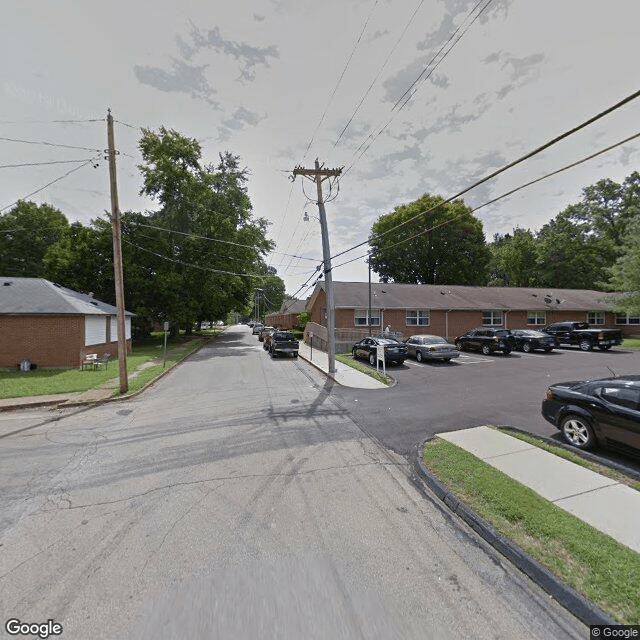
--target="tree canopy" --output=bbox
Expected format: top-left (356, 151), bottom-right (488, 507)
top-left (368, 194), bottom-right (491, 285)
top-left (0, 201), bottom-right (69, 277)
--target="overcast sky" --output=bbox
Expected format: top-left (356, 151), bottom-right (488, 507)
top-left (1, 0), bottom-right (639, 298)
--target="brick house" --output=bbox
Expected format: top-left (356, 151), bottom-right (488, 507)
top-left (265, 298), bottom-right (308, 329)
top-left (0, 278), bottom-right (133, 368)
top-left (304, 281), bottom-right (636, 351)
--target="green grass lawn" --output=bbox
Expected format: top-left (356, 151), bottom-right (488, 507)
top-left (423, 438), bottom-right (640, 623)
top-left (0, 338), bottom-right (204, 399)
top-left (622, 337), bottom-right (640, 349)
top-left (335, 353), bottom-right (392, 385)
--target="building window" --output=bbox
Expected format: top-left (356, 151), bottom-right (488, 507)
top-left (527, 311), bottom-right (546, 325)
top-left (354, 309), bottom-right (380, 326)
top-left (587, 311), bottom-right (605, 325)
top-left (482, 311), bottom-right (503, 326)
top-left (406, 309), bottom-right (430, 326)
top-left (616, 313), bottom-right (640, 325)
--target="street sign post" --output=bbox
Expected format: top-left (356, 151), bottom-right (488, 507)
top-left (163, 322), bottom-right (169, 368)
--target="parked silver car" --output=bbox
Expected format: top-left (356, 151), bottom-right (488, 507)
top-left (404, 335), bottom-right (460, 363)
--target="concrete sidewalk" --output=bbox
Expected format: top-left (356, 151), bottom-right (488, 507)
top-left (439, 426), bottom-right (640, 553)
top-left (297, 340), bottom-right (388, 389)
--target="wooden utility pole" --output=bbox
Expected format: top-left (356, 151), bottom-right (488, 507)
top-left (292, 160), bottom-right (342, 374)
top-left (106, 109), bottom-right (128, 394)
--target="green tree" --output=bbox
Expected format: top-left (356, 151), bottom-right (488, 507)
top-left (607, 216), bottom-right (640, 314)
top-left (369, 194), bottom-right (491, 284)
top-left (136, 128), bottom-right (274, 334)
top-left (488, 228), bottom-right (538, 286)
top-left (0, 201), bottom-right (69, 276)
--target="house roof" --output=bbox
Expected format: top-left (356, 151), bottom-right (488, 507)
top-left (277, 298), bottom-right (308, 315)
top-left (0, 278), bottom-right (134, 316)
top-left (308, 281), bottom-right (622, 312)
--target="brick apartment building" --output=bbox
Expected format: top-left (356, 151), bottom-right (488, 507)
top-left (0, 278), bottom-right (133, 368)
top-left (304, 281), bottom-right (636, 351)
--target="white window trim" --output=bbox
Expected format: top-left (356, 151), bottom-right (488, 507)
top-left (482, 310), bottom-right (503, 326)
top-left (587, 311), bottom-right (605, 325)
top-left (527, 311), bottom-right (546, 325)
top-left (354, 308), bottom-right (380, 327)
top-left (405, 309), bottom-right (430, 326)
top-left (615, 313), bottom-right (640, 325)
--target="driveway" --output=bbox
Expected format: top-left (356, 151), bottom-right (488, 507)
top-left (332, 344), bottom-right (640, 470)
top-left (0, 326), bottom-right (586, 639)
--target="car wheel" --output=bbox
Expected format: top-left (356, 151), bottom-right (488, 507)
top-left (560, 414), bottom-right (595, 450)
top-left (369, 353), bottom-right (376, 366)
top-left (522, 342), bottom-right (532, 353)
top-left (579, 339), bottom-right (593, 351)
top-left (455, 341), bottom-right (464, 351)
top-left (481, 344), bottom-right (491, 356)
top-left (599, 345), bottom-right (611, 351)
top-left (397, 360), bottom-right (404, 365)
top-left (442, 358), bottom-right (451, 363)
top-left (416, 351), bottom-right (423, 362)
top-left (503, 348), bottom-right (511, 355)
top-left (544, 347), bottom-right (553, 352)
top-left (352, 348), bottom-right (358, 359)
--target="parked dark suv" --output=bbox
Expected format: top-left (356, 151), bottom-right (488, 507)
top-left (454, 327), bottom-right (516, 355)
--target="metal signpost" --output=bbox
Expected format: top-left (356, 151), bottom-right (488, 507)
top-left (163, 322), bottom-right (169, 368)
top-left (309, 331), bottom-right (313, 360)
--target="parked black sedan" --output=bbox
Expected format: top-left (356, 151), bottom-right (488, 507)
top-left (541, 375), bottom-right (640, 452)
top-left (352, 336), bottom-right (407, 366)
top-left (454, 327), bottom-right (516, 355)
top-left (510, 329), bottom-right (556, 353)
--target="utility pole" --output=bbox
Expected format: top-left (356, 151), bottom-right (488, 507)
top-left (368, 254), bottom-right (372, 336)
top-left (292, 160), bottom-right (342, 374)
top-left (106, 109), bottom-right (128, 394)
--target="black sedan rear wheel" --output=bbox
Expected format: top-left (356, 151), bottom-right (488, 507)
top-left (522, 342), bottom-right (532, 353)
top-left (416, 351), bottom-right (423, 363)
top-left (560, 414), bottom-right (595, 450)
top-left (481, 344), bottom-right (491, 356)
top-left (455, 341), bottom-right (464, 351)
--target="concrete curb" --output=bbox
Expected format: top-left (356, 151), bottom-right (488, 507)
top-left (413, 437), bottom-right (618, 627)
top-left (297, 351), bottom-right (397, 389)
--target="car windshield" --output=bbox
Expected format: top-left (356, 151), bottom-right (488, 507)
top-left (422, 336), bottom-right (447, 344)
top-left (376, 338), bottom-right (402, 345)
top-left (275, 332), bottom-right (293, 340)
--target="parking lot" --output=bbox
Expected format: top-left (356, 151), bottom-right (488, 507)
top-left (332, 343), bottom-right (640, 471)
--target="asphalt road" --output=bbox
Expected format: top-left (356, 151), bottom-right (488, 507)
top-left (0, 325), bottom-right (589, 639)
top-left (332, 340), bottom-right (640, 471)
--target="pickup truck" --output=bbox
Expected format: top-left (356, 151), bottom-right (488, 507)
top-left (269, 331), bottom-right (299, 358)
top-left (541, 321), bottom-right (622, 351)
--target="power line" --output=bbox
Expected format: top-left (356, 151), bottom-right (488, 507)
top-left (330, 87), bottom-right (640, 263)
top-left (393, 0), bottom-right (490, 111)
top-left (301, 0), bottom-right (379, 162)
top-left (0, 158), bottom-right (97, 213)
top-left (122, 239), bottom-right (275, 279)
top-left (343, 0), bottom-right (492, 176)
top-left (330, 129), bottom-right (640, 272)
top-left (0, 136), bottom-right (102, 153)
top-left (0, 118), bottom-right (104, 124)
top-left (0, 158), bottom-right (95, 169)
top-left (129, 220), bottom-right (319, 260)
top-left (334, 0), bottom-right (425, 148)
